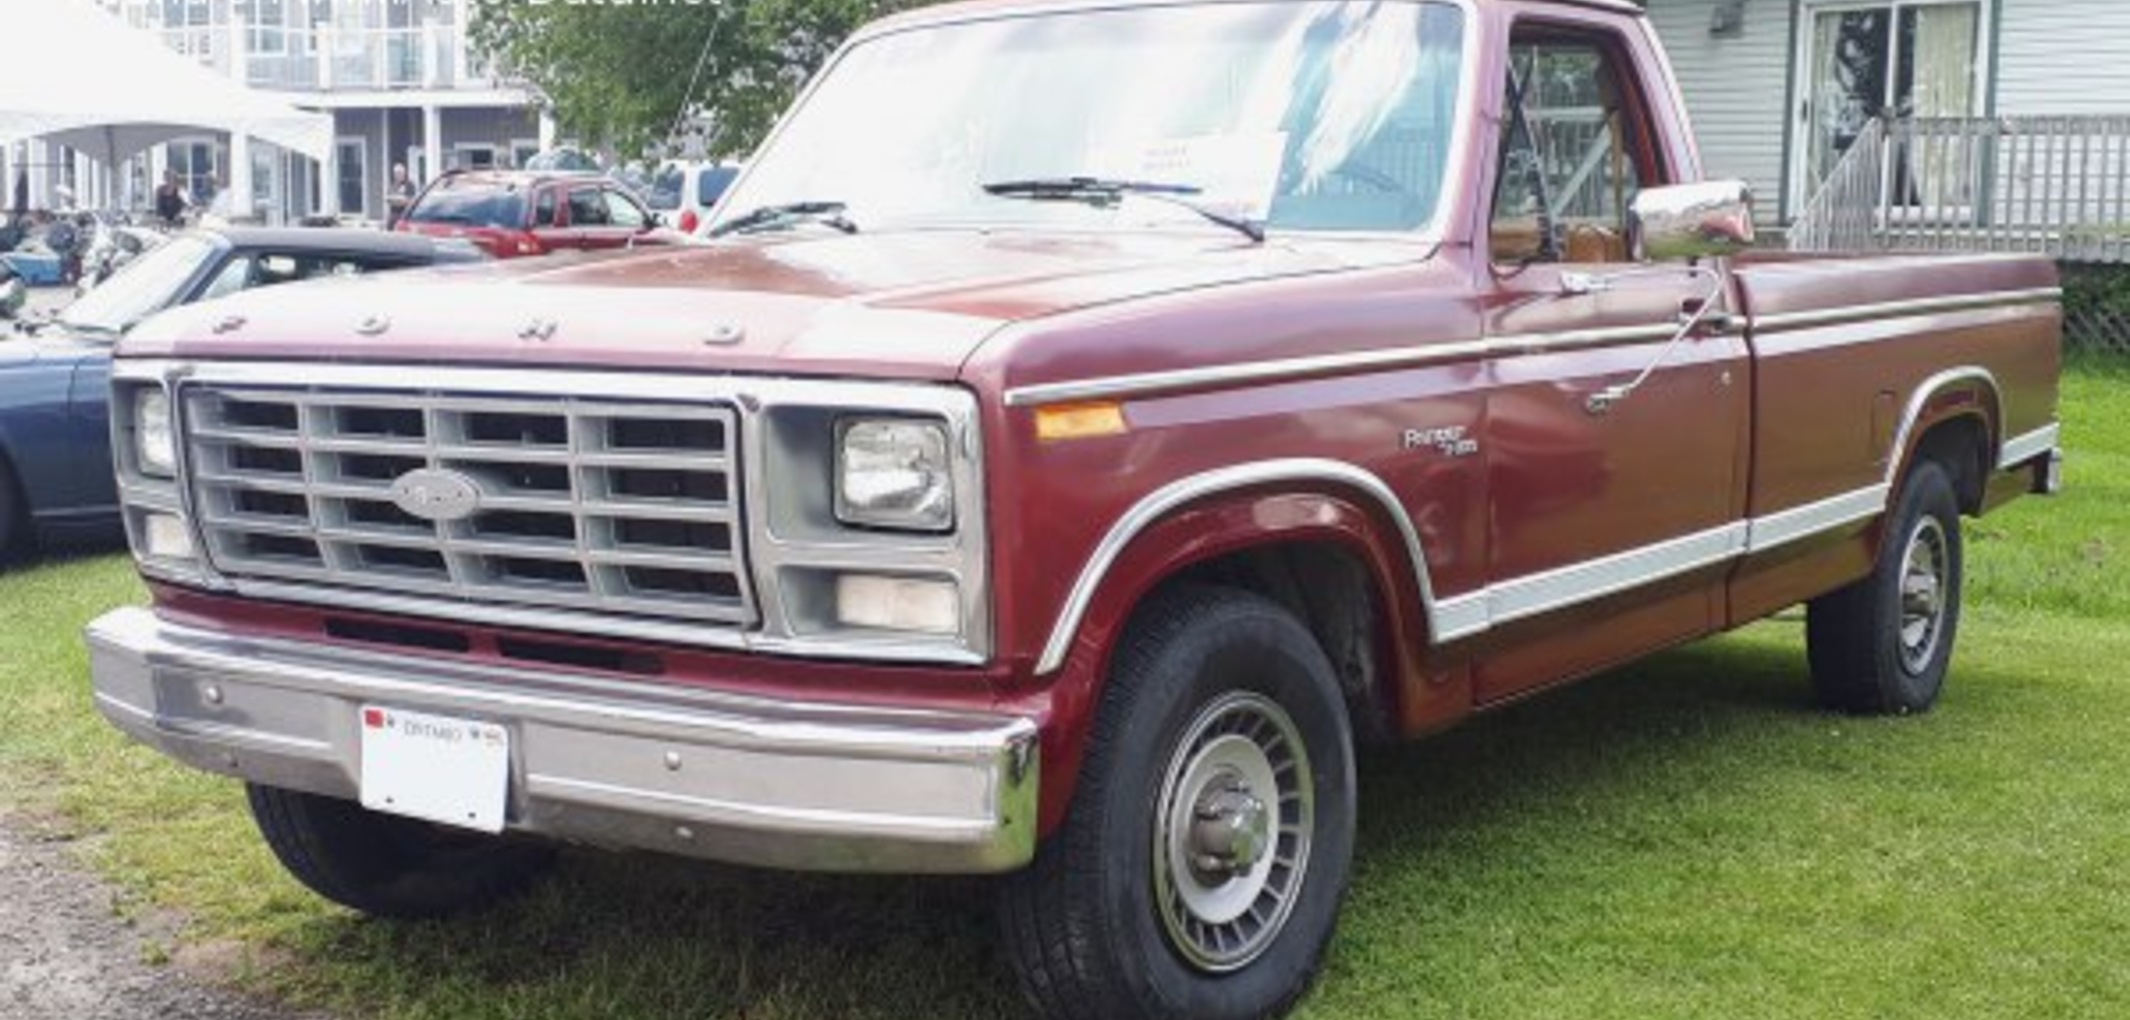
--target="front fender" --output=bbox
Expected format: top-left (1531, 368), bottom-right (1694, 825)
top-left (1027, 482), bottom-right (1466, 834)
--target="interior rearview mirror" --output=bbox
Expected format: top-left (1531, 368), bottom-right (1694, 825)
top-left (1632, 180), bottom-right (1756, 262)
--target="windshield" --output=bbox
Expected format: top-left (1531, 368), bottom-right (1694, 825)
top-left (61, 234), bottom-right (216, 334)
top-left (406, 180), bottom-right (527, 228)
top-left (719, 1), bottom-right (1466, 236)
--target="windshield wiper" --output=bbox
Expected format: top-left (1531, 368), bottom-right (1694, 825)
top-left (981, 177), bottom-right (1265, 243)
top-left (709, 201), bottom-right (859, 238)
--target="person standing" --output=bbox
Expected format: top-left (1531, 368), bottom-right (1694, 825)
top-left (386, 163), bottom-right (417, 227)
top-left (154, 170), bottom-right (190, 227)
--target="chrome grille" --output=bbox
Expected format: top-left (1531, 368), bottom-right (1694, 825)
top-left (182, 386), bottom-right (753, 629)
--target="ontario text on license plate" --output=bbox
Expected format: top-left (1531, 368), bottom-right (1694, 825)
top-left (358, 705), bottom-right (510, 833)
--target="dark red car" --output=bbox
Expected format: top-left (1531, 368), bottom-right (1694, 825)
top-left (394, 170), bottom-right (687, 258)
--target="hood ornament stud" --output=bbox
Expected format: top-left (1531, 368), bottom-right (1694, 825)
top-left (704, 323), bottom-right (744, 346)
top-left (355, 314), bottom-right (392, 337)
top-left (518, 318), bottom-right (559, 342)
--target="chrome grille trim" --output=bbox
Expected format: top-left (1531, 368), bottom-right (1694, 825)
top-left (184, 386), bottom-right (756, 630)
top-left (115, 359), bottom-right (991, 665)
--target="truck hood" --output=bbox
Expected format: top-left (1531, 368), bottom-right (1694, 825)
top-left (120, 231), bottom-right (1387, 381)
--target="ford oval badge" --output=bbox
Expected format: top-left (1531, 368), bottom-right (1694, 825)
top-left (390, 468), bottom-right (483, 523)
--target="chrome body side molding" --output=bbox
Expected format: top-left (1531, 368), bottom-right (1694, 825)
top-left (1435, 522), bottom-right (1749, 633)
top-left (1748, 287), bottom-right (2061, 335)
top-left (1999, 423), bottom-right (2062, 470)
top-left (1745, 485), bottom-right (1890, 552)
top-left (1002, 287), bottom-right (2059, 409)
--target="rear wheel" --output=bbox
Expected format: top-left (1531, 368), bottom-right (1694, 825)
top-left (999, 586), bottom-right (1356, 1020)
top-left (246, 784), bottom-right (553, 918)
top-left (1807, 460), bottom-right (1964, 714)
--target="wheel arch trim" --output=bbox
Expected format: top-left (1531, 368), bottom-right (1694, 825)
top-left (1885, 366), bottom-right (2004, 493)
top-left (1032, 459), bottom-right (1443, 676)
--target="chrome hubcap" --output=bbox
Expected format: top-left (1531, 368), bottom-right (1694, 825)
top-left (1898, 516), bottom-right (1950, 673)
top-left (1153, 692), bottom-right (1312, 973)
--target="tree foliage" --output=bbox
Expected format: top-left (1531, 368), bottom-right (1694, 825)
top-left (470, 0), bottom-right (928, 160)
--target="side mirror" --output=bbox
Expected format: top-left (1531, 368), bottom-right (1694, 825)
top-left (1631, 180), bottom-right (1756, 262)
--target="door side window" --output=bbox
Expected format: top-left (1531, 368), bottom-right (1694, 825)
top-left (1489, 35), bottom-right (1653, 265)
top-left (603, 190), bottom-right (648, 229)
top-left (199, 256), bottom-right (255, 300)
top-left (567, 187), bottom-right (608, 226)
top-left (533, 188), bottom-right (558, 227)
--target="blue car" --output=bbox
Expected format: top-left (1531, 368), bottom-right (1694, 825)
top-left (0, 227), bottom-right (482, 555)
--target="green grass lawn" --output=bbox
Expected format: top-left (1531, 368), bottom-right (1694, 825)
top-left (3, 362), bottom-right (2127, 1019)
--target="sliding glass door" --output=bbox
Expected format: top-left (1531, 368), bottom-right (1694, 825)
top-left (1794, 0), bottom-right (1986, 212)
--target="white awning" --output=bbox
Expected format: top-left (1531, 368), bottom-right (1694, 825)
top-left (0, 0), bottom-right (332, 164)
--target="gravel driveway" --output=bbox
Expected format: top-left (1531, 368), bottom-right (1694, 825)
top-left (0, 816), bottom-right (314, 1020)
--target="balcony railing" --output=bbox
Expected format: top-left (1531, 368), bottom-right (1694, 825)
top-left (157, 24), bottom-right (516, 93)
top-left (1791, 115), bottom-right (2130, 264)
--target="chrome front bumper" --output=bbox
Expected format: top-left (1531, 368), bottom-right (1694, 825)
top-left (85, 607), bottom-right (1039, 874)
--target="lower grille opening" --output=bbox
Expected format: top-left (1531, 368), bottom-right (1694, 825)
top-left (494, 557), bottom-right (588, 588)
top-left (337, 452), bottom-right (426, 482)
top-left (335, 406), bottom-right (426, 441)
top-left (234, 489), bottom-right (309, 520)
top-left (474, 510), bottom-right (577, 542)
top-left (230, 445), bottom-right (302, 476)
top-left (324, 617), bottom-right (472, 653)
top-left (358, 544), bottom-right (448, 576)
top-left (465, 461), bottom-right (570, 495)
top-left (234, 532), bottom-right (322, 564)
top-left (624, 566), bottom-right (741, 600)
top-left (464, 411), bottom-right (566, 447)
top-left (344, 499), bottom-right (431, 532)
top-left (613, 517), bottom-right (731, 552)
top-left (220, 399), bottom-right (298, 431)
top-left (496, 636), bottom-right (664, 676)
top-left (606, 416), bottom-right (724, 453)
top-left (609, 468), bottom-right (727, 504)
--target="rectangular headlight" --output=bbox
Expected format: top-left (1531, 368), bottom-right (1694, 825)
top-left (835, 418), bottom-right (954, 532)
top-left (133, 387), bottom-right (176, 477)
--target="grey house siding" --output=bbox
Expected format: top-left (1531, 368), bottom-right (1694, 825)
top-left (1643, 0), bottom-right (1794, 221)
top-left (1995, 0), bottom-right (2130, 115)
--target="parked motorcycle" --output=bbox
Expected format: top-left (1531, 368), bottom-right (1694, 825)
top-left (75, 217), bottom-right (167, 296)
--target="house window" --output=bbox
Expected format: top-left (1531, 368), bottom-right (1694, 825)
top-left (454, 145), bottom-right (497, 172)
top-left (244, 0), bottom-right (288, 54)
top-left (336, 138), bottom-right (367, 216)
top-left (1795, 1), bottom-right (1986, 208)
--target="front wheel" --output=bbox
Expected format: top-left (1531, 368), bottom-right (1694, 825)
top-left (998, 586), bottom-right (1356, 1020)
top-left (246, 784), bottom-right (554, 918)
top-left (1807, 460), bottom-right (1965, 714)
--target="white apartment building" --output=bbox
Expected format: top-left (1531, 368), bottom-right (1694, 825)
top-left (5, 0), bottom-right (553, 224)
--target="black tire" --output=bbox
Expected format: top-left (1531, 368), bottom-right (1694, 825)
top-left (998, 586), bottom-right (1356, 1020)
top-left (1807, 460), bottom-right (1964, 714)
top-left (246, 784), bottom-right (554, 919)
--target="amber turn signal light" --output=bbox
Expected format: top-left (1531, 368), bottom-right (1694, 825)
top-left (1034, 401), bottom-right (1129, 441)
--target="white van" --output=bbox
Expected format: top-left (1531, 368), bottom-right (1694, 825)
top-left (646, 161), bottom-right (741, 234)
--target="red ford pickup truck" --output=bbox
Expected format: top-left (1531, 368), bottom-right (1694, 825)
top-left (88, 0), bottom-right (2062, 1016)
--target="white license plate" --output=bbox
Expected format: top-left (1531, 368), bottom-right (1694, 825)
top-left (358, 705), bottom-right (510, 833)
